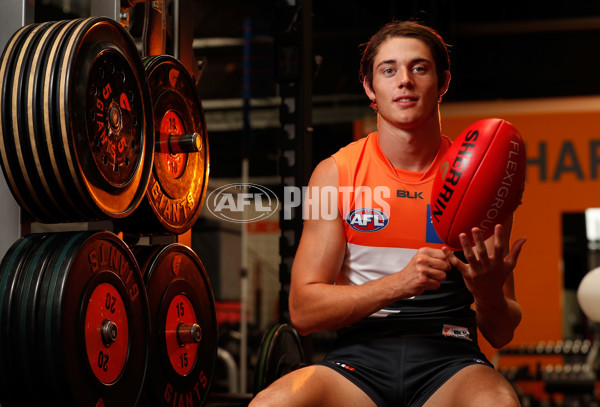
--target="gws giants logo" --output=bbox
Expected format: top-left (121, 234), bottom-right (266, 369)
top-left (345, 208), bottom-right (389, 232)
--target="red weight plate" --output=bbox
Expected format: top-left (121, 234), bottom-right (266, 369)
top-left (164, 294), bottom-right (199, 376)
top-left (158, 110), bottom-right (187, 179)
top-left (118, 55), bottom-right (209, 235)
top-left (84, 282), bottom-right (130, 384)
top-left (133, 243), bottom-right (217, 407)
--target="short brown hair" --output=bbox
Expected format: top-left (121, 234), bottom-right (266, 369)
top-left (359, 20), bottom-right (450, 92)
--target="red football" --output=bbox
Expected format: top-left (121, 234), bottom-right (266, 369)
top-left (430, 118), bottom-right (526, 250)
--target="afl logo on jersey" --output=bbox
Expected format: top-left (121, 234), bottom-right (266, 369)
top-left (346, 208), bottom-right (389, 232)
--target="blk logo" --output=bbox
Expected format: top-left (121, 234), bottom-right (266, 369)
top-left (206, 183), bottom-right (279, 223)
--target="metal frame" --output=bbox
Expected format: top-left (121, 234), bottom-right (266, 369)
top-left (90, 0), bottom-right (120, 21)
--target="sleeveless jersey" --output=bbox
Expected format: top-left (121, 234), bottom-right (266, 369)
top-left (332, 132), bottom-right (474, 325)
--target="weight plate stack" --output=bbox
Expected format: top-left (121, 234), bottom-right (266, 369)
top-left (132, 243), bottom-right (217, 407)
top-left (0, 22), bottom-right (42, 220)
top-left (24, 20), bottom-right (88, 220)
top-left (0, 231), bottom-right (150, 406)
top-left (0, 17), bottom-right (154, 222)
top-left (0, 233), bottom-right (49, 406)
top-left (118, 55), bottom-right (209, 236)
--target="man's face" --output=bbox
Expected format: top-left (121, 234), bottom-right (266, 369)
top-left (364, 36), bottom-right (449, 130)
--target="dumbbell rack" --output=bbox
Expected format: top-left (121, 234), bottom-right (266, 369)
top-left (495, 339), bottom-right (600, 406)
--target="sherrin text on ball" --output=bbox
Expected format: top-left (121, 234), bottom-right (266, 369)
top-left (430, 118), bottom-right (526, 249)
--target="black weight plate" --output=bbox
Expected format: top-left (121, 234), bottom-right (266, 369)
top-left (50, 18), bottom-right (103, 218)
top-left (254, 323), bottom-right (305, 395)
top-left (132, 243), bottom-right (217, 407)
top-left (0, 19), bottom-right (97, 223)
top-left (13, 21), bottom-right (64, 221)
top-left (41, 18), bottom-right (98, 221)
top-left (39, 231), bottom-right (150, 406)
top-left (254, 323), bottom-right (279, 395)
top-left (118, 55), bottom-right (209, 236)
top-left (0, 233), bottom-right (47, 406)
top-left (13, 233), bottom-right (62, 406)
top-left (36, 231), bottom-right (89, 404)
top-left (83, 46), bottom-right (143, 188)
top-left (0, 19), bottom-right (94, 222)
top-left (0, 23), bottom-right (38, 219)
top-left (58, 17), bottom-right (154, 219)
top-left (26, 20), bottom-right (88, 221)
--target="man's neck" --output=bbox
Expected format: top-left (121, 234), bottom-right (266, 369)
top-left (376, 116), bottom-right (442, 172)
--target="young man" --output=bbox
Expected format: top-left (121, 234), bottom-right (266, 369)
top-left (250, 20), bottom-right (526, 407)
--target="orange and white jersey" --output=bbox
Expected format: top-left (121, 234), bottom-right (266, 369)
top-left (332, 132), bottom-right (473, 318)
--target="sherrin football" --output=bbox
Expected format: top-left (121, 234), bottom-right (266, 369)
top-left (430, 118), bottom-right (526, 250)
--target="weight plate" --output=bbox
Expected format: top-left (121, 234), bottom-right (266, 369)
top-left (0, 17), bottom-right (152, 222)
top-left (164, 294), bottom-right (199, 377)
top-left (85, 50), bottom-right (142, 188)
top-left (26, 20), bottom-right (88, 221)
top-left (83, 281), bottom-right (130, 385)
top-left (132, 243), bottom-right (217, 407)
top-left (0, 23), bottom-right (38, 219)
top-left (15, 231), bottom-right (151, 406)
top-left (41, 19), bottom-right (97, 221)
top-left (54, 18), bottom-right (116, 216)
top-left (0, 20), bottom-right (92, 222)
top-left (119, 55), bottom-right (209, 235)
top-left (11, 22), bottom-right (57, 220)
top-left (254, 323), bottom-right (305, 395)
top-left (67, 231), bottom-right (149, 406)
top-left (58, 16), bottom-right (154, 219)
top-left (0, 234), bottom-right (46, 406)
top-left (14, 233), bottom-right (63, 406)
top-left (0, 19), bottom-right (87, 221)
top-left (36, 231), bottom-right (90, 404)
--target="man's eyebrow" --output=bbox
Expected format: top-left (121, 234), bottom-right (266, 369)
top-left (375, 57), bottom-right (432, 69)
top-left (411, 57), bottom-right (432, 65)
top-left (376, 59), bottom-right (397, 69)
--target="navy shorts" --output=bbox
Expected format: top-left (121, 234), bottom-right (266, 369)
top-left (318, 335), bottom-right (493, 407)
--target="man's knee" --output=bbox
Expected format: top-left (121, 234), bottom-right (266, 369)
top-left (489, 391), bottom-right (520, 407)
top-left (248, 390), bottom-right (273, 407)
top-left (248, 374), bottom-right (300, 407)
top-left (466, 385), bottom-right (520, 407)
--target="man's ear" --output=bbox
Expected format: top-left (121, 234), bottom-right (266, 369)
top-left (363, 80), bottom-right (376, 102)
top-left (438, 70), bottom-right (451, 99)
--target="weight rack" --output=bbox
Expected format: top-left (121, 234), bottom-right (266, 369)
top-left (0, 1), bottom-right (222, 406)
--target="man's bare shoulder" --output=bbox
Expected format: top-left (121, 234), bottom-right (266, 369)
top-left (308, 157), bottom-right (338, 188)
